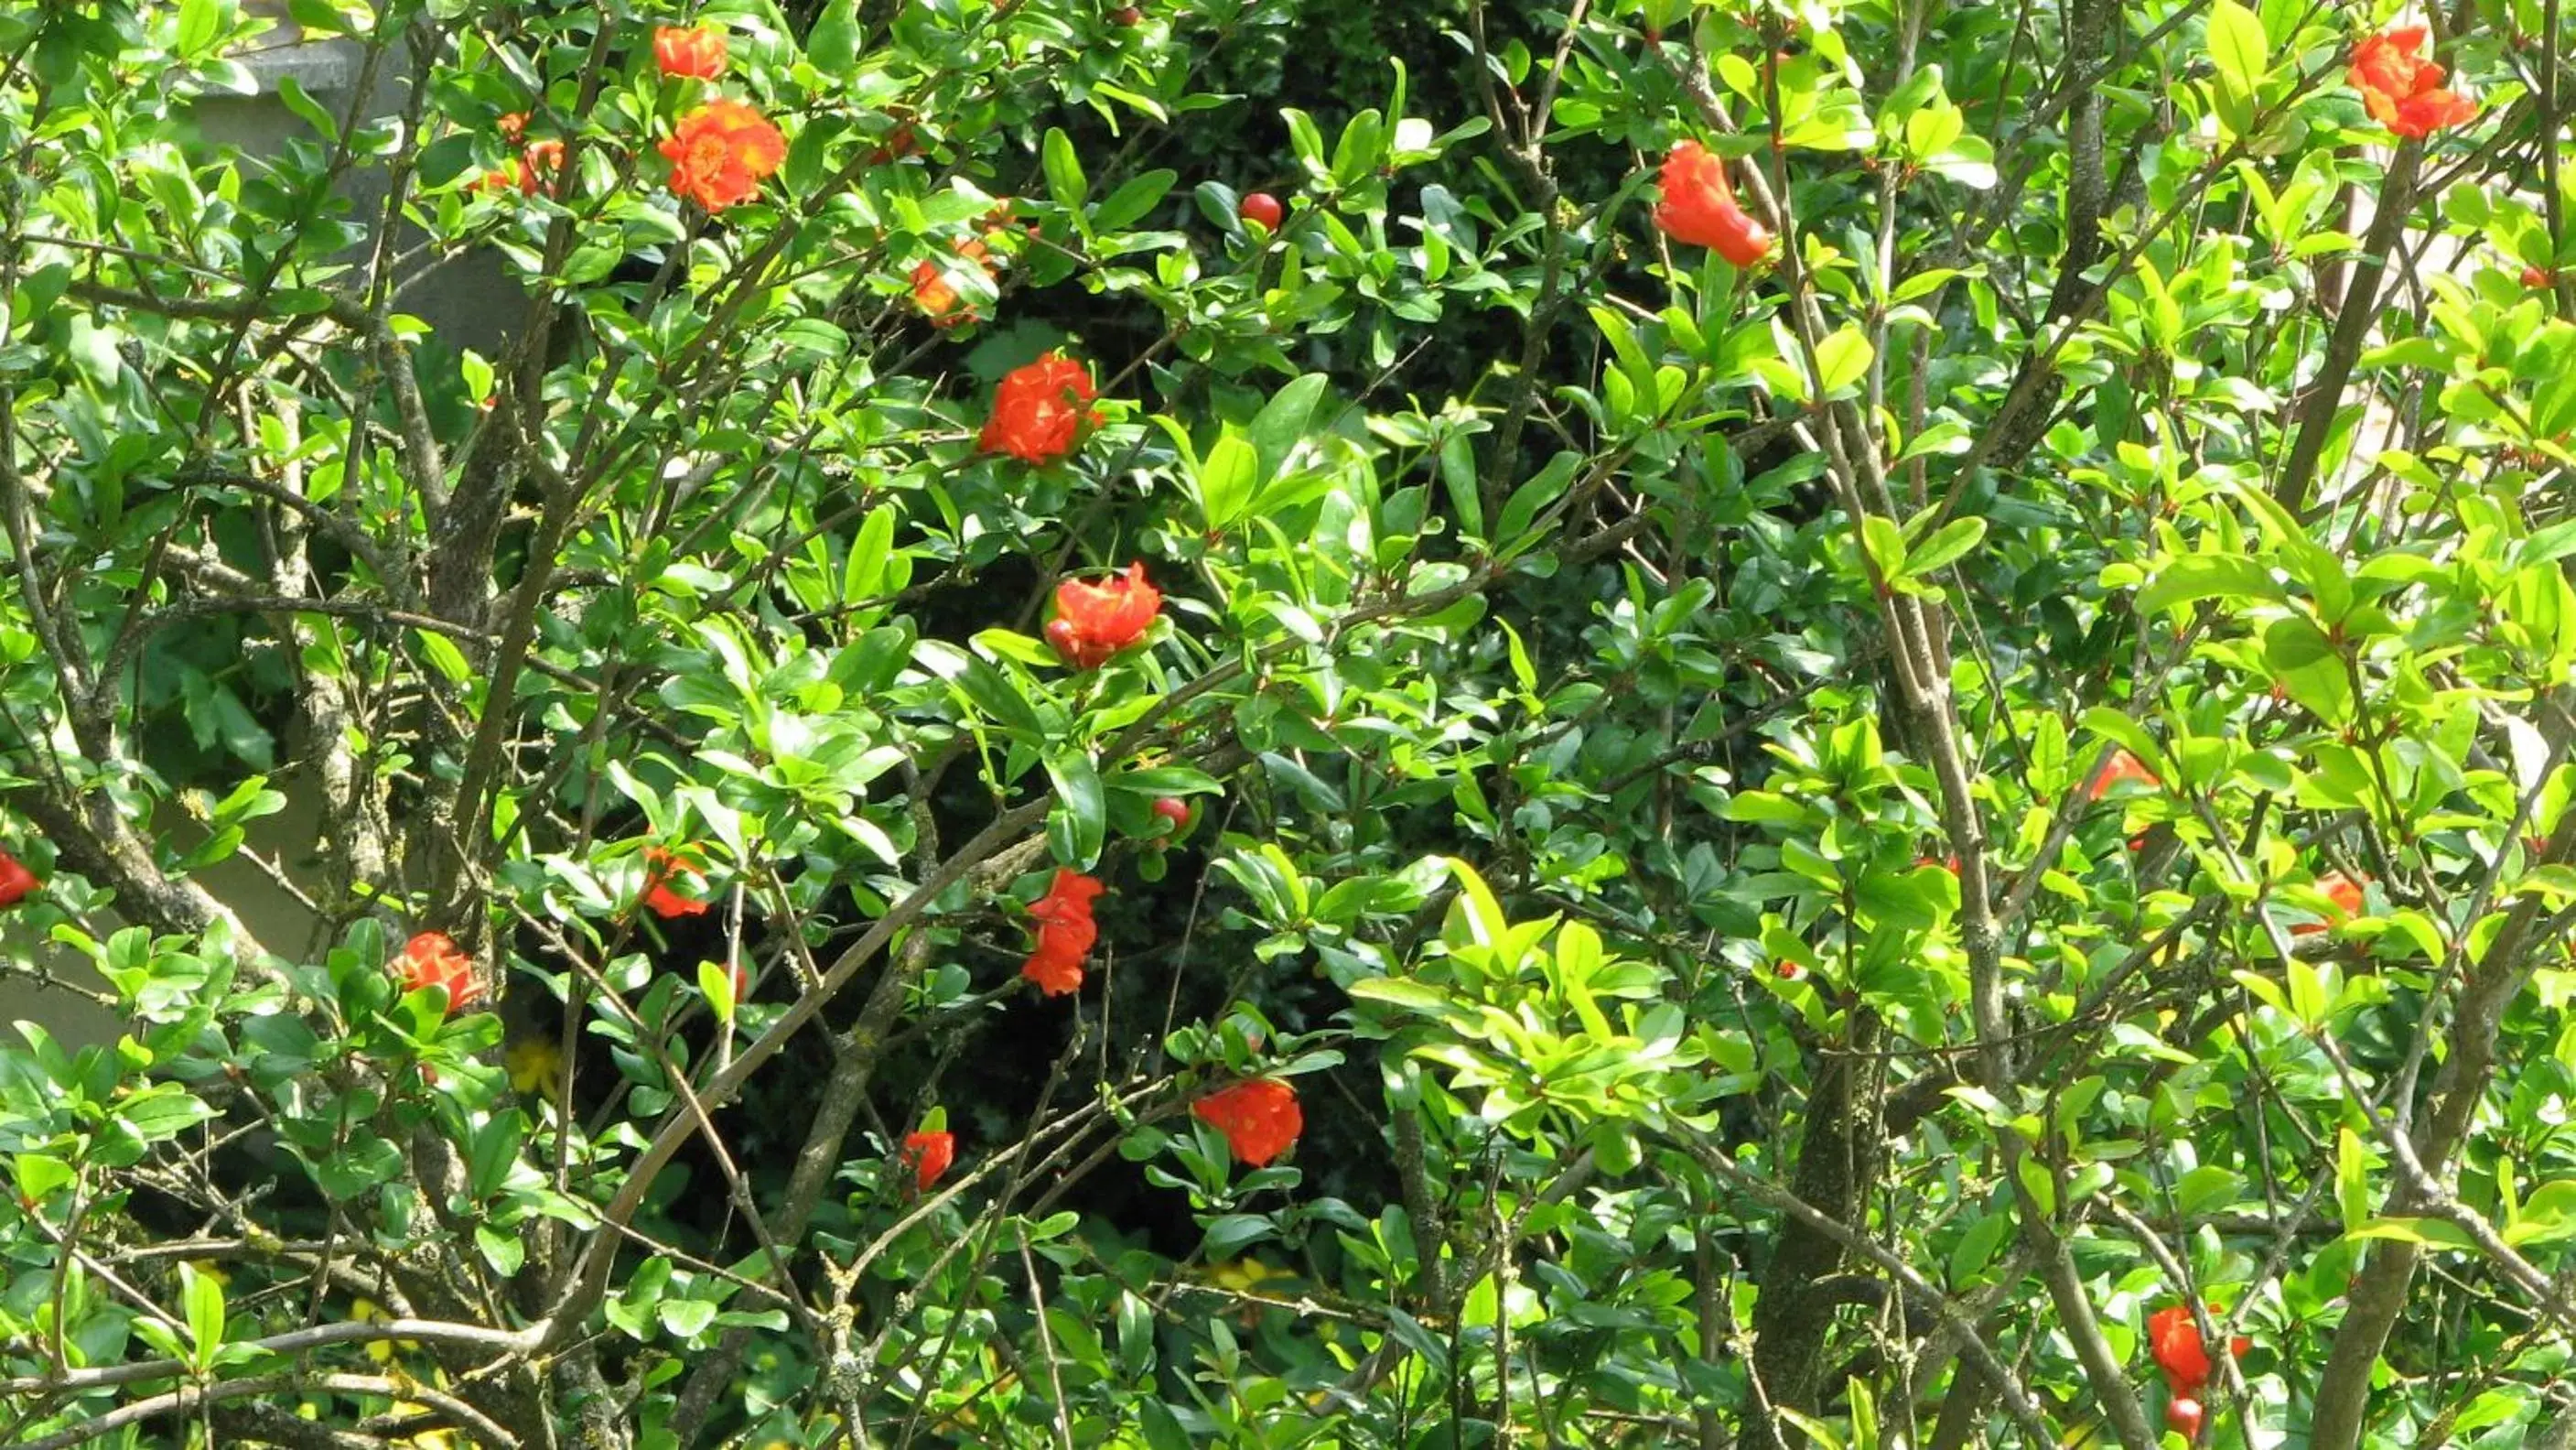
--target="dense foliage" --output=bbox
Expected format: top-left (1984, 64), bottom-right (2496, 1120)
top-left (1, 0), bottom-right (2572, 1446)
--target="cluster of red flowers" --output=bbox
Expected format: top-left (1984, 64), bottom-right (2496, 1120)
top-left (1019, 869), bottom-right (1106, 996)
top-left (1192, 1078), bottom-right (1303, 1166)
top-left (2147, 1304), bottom-right (2249, 1442)
top-left (981, 352), bottom-right (1102, 465)
top-left (2349, 26), bottom-right (2477, 137)
top-left (1653, 140), bottom-right (1772, 267)
top-left (394, 931), bottom-right (483, 1016)
top-left (1046, 562), bottom-right (1161, 668)
top-left (0, 847), bottom-right (38, 909)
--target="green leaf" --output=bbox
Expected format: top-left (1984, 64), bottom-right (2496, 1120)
top-left (13, 1153), bottom-right (73, 1204)
top-left (1814, 324), bottom-right (1875, 395)
top-left (469, 1110), bottom-right (527, 1200)
top-left (1042, 127), bottom-right (1088, 210)
top-left (1139, 1400), bottom-right (1192, 1450)
top-left (1859, 514), bottom-right (1906, 584)
top-left (2263, 615), bottom-right (2352, 725)
top-left (2134, 555), bottom-right (2283, 615)
top-left (1093, 168), bottom-right (1177, 231)
top-left (1246, 373), bottom-right (1329, 481)
top-left (1198, 428), bottom-right (1258, 531)
top-left (1046, 752), bottom-right (1106, 870)
top-left (1905, 517), bottom-right (1986, 577)
top-left (698, 959), bottom-right (737, 1024)
top-left (181, 1262), bottom-right (226, 1370)
top-left (2206, 0), bottom-right (2269, 98)
top-left (476, 1223), bottom-right (526, 1276)
top-left (806, 0), bottom-right (861, 73)
top-left (415, 629), bottom-right (471, 687)
top-left (659, 1298), bottom-right (719, 1339)
top-left (177, 0), bottom-right (222, 58)
top-left (314, 1135), bottom-right (404, 1200)
top-left (1439, 431), bottom-right (1483, 541)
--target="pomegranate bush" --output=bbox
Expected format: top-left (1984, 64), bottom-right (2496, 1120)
top-left (0, 0), bottom-right (2571, 1446)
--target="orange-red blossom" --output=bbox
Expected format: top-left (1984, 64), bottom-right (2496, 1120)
top-left (2349, 27), bottom-right (2477, 137)
top-left (1192, 1078), bottom-right (1303, 1166)
top-left (1045, 562), bottom-right (1161, 668)
top-left (1020, 870), bottom-right (1105, 996)
top-left (660, 99), bottom-right (785, 212)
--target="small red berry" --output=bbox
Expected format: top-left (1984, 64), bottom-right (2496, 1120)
top-left (1110, 5), bottom-right (1143, 22)
top-left (1775, 961), bottom-right (1802, 979)
top-left (2165, 1397), bottom-right (2203, 1441)
top-left (1239, 192), bottom-right (1284, 231)
top-left (2525, 265), bottom-right (2557, 288)
top-left (1151, 797), bottom-right (1192, 828)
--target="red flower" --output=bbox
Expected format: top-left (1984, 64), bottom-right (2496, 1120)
top-left (642, 846), bottom-right (712, 919)
top-left (2349, 27), bottom-right (2478, 137)
top-left (1654, 140), bottom-right (1772, 267)
top-left (2147, 1304), bottom-right (2249, 1394)
top-left (1914, 853), bottom-right (1961, 874)
top-left (1020, 870), bottom-right (1105, 996)
top-left (1045, 562), bottom-right (1161, 668)
top-left (395, 931), bottom-right (483, 1015)
top-left (978, 352), bottom-right (1101, 464)
top-left (0, 849), bottom-right (39, 909)
top-left (660, 99), bottom-right (786, 212)
top-left (2088, 749), bottom-right (2160, 800)
top-left (652, 24), bottom-right (728, 80)
top-left (2291, 870), bottom-right (2367, 936)
top-left (1192, 1078), bottom-right (1303, 1166)
top-left (901, 1130), bottom-right (954, 1190)
top-left (497, 111), bottom-right (528, 143)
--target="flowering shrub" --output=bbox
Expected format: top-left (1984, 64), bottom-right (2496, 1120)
top-left (0, 0), bottom-right (2567, 1445)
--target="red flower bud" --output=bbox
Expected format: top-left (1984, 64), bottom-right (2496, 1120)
top-left (393, 932), bottom-right (483, 1016)
top-left (1239, 191), bottom-right (1284, 230)
top-left (2165, 1397), bottom-right (2203, 1441)
top-left (1151, 797), bottom-right (1192, 828)
top-left (901, 1129), bottom-right (954, 1190)
top-left (1654, 140), bottom-right (1772, 267)
top-left (652, 24), bottom-right (728, 81)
